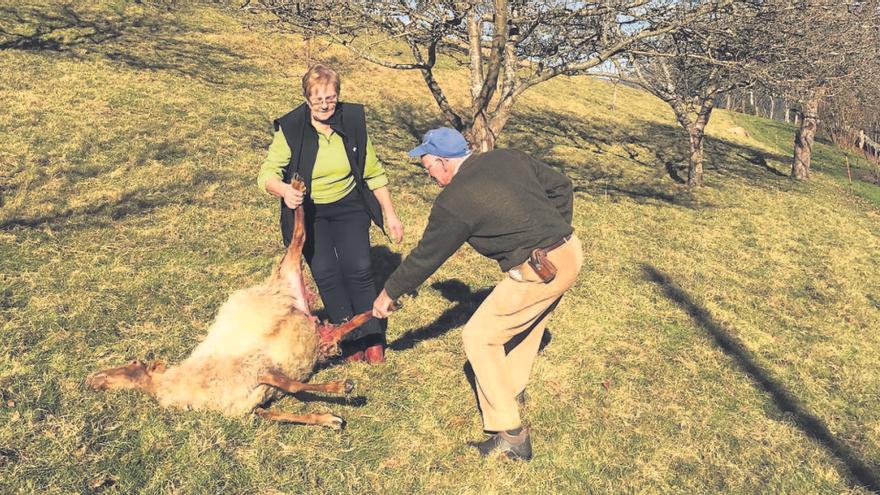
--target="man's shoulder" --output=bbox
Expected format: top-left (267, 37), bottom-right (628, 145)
top-left (462, 149), bottom-right (535, 179)
top-left (436, 155), bottom-right (500, 205)
top-left (435, 173), bottom-right (479, 212)
top-left (471, 148), bottom-right (531, 165)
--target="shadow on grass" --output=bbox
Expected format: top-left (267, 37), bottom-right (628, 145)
top-left (373, 100), bottom-right (448, 145)
top-left (388, 279), bottom-right (490, 352)
top-left (0, 168), bottom-right (231, 230)
top-left (370, 245), bottom-right (402, 294)
top-left (369, 100), bottom-right (798, 209)
top-left (738, 151), bottom-right (788, 178)
top-left (0, 4), bottom-right (130, 51)
top-left (501, 109), bottom-right (797, 208)
top-left (0, 448), bottom-right (20, 467)
top-left (290, 392), bottom-right (367, 408)
top-left (370, 245), bottom-right (402, 344)
top-left (642, 264), bottom-right (880, 493)
top-left (366, 100), bottom-right (448, 190)
top-left (0, 4), bottom-right (256, 84)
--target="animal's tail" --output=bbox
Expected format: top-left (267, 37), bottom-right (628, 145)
top-left (317, 311), bottom-right (374, 359)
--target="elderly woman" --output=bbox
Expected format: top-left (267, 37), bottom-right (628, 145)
top-left (257, 63), bottom-right (404, 364)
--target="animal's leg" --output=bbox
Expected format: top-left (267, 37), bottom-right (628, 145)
top-left (254, 407), bottom-right (345, 430)
top-left (258, 369), bottom-right (355, 395)
top-left (275, 176), bottom-right (312, 315)
top-left (317, 310), bottom-right (375, 357)
top-left (287, 176), bottom-right (307, 259)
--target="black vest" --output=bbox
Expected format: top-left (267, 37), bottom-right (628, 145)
top-left (273, 102), bottom-right (384, 246)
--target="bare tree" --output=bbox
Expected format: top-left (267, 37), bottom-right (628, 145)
top-left (823, 82), bottom-right (880, 154)
top-left (626, 2), bottom-right (758, 187)
top-left (247, 0), bottom-right (732, 151)
top-left (748, 0), bottom-right (880, 179)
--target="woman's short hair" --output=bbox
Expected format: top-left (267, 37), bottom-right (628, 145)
top-left (302, 64), bottom-right (340, 99)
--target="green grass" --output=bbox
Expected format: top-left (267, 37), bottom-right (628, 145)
top-left (3, 1), bottom-right (880, 493)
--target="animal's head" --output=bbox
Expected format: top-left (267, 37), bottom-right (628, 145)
top-left (86, 360), bottom-right (166, 392)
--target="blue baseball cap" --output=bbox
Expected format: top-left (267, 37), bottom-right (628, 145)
top-left (408, 127), bottom-right (470, 158)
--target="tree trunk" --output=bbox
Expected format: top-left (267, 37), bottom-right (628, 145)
top-left (467, 12), bottom-right (483, 101)
top-left (465, 115), bottom-right (496, 153)
top-left (667, 95), bottom-right (713, 187)
top-left (769, 97), bottom-right (776, 120)
top-left (459, 0), bottom-right (509, 153)
top-left (611, 81), bottom-right (619, 111)
top-left (464, 11), bottom-right (490, 152)
top-left (791, 97), bottom-right (819, 180)
top-left (688, 131), bottom-right (704, 187)
top-left (687, 96), bottom-right (715, 187)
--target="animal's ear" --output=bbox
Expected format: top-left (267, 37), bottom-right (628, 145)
top-left (148, 360), bottom-right (166, 374)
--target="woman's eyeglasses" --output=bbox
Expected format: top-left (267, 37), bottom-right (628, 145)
top-left (309, 95), bottom-right (338, 106)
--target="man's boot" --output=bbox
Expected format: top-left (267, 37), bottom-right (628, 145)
top-left (472, 427), bottom-right (532, 461)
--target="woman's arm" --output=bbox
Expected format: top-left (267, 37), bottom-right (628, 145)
top-left (372, 185), bottom-right (404, 243)
top-left (265, 177), bottom-right (304, 210)
top-left (258, 128), bottom-right (303, 209)
top-left (362, 134), bottom-right (403, 243)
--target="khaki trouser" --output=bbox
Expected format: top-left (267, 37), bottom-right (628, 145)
top-left (462, 234), bottom-right (584, 432)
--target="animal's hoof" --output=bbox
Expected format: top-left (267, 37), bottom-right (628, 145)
top-left (85, 373), bottom-right (104, 390)
top-left (343, 379), bottom-right (355, 394)
top-left (328, 415), bottom-right (346, 431)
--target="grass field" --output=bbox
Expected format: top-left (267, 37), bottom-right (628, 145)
top-left (3, 2), bottom-right (880, 493)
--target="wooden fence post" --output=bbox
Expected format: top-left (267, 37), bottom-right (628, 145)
top-left (845, 154), bottom-right (852, 192)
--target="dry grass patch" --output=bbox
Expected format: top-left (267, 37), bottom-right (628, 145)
top-left (3, 2), bottom-right (880, 494)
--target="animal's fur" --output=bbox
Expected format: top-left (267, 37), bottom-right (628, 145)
top-left (153, 284), bottom-right (319, 415)
top-left (87, 178), bottom-right (367, 426)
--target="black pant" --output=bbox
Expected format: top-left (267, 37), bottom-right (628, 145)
top-left (303, 188), bottom-right (382, 343)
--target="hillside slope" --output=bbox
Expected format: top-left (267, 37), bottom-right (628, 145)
top-left (2, 2), bottom-right (880, 493)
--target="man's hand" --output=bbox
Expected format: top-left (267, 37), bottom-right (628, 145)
top-left (372, 289), bottom-right (397, 319)
top-left (282, 183), bottom-right (304, 209)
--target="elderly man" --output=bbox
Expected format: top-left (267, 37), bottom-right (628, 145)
top-left (373, 127), bottom-right (583, 461)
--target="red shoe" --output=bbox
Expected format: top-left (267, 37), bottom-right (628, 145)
top-left (364, 344), bottom-right (385, 364)
top-left (345, 350), bottom-right (365, 362)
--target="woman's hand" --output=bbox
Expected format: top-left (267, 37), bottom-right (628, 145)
top-left (265, 177), bottom-right (305, 209)
top-left (282, 183), bottom-right (304, 209)
top-left (372, 186), bottom-right (403, 243)
top-left (386, 211), bottom-right (404, 244)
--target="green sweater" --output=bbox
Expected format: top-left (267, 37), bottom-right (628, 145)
top-left (384, 148), bottom-right (574, 300)
top-left (257, 127), bottom-right (388, 203)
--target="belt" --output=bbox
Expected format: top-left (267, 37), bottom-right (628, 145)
top-left (541, 234), bottom-right (572, 253)
top-left (508, 234), bottom-right (572, 282)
